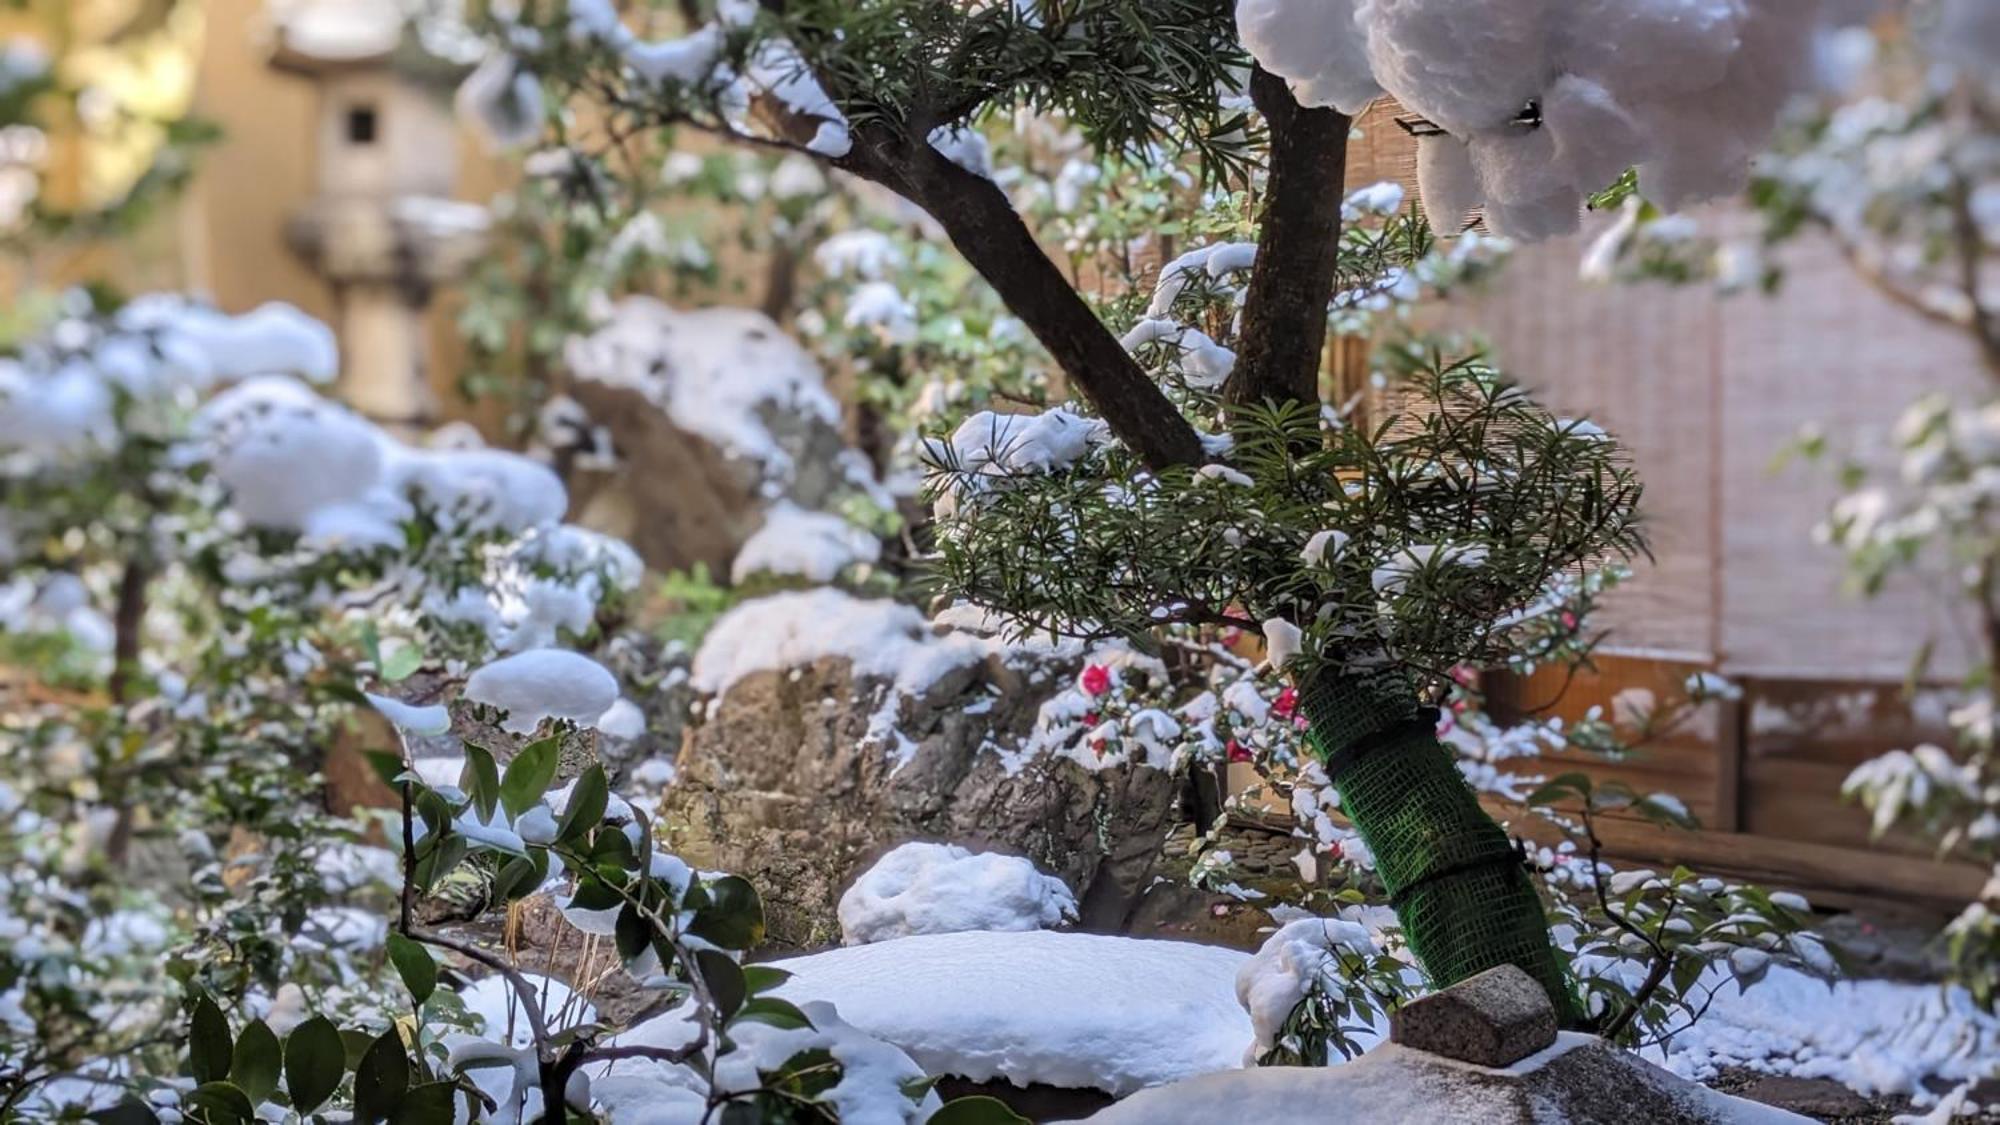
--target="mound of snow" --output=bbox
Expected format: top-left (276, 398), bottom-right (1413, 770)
top-left (691, 587), bottom-right (989, 707)
top-left (765, 930), bottom-right (1253, 1095)
top-left (463, 649), bottom-right (620, 734)
top-left (730, 502), bottom-right (881, 584)
top-left (837, 842), bottom-right (1077, 946)
top-left (1237, 916), bottom-right (1410, 1062)
top-left (564, 298), bottom-right (841, 475)
top-left (598, 998), bottom-right (939, 1124)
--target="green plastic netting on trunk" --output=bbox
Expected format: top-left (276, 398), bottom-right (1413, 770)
top-left (1299, 665), bottom-right (1580, 1024)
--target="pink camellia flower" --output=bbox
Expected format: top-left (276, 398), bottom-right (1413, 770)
top-left (1450, 698), bottom-right (1468, 714)
top-left (1080, 664), bottom-right (1112, 696)
top-left (1561, 611), bottom-right (1579, 629)
top-left (1272, 686), bottom-right (1298, 719)
top-left (1450, 664), bottom-right (1477, 686)
top-left (1227, 739), bottom-right (1252, 763)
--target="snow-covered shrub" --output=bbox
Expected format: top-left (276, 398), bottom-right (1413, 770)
top-left (837, 842), bottom-right (1077, 945)
top-left (0, 291), bottom-right (645, 1114)
top-left (1237, 914), bottom-right (1417, 1065)
top-left (134, 667), bottom-right (1015, 1124)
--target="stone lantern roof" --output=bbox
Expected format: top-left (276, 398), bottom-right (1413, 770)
top-left (265, 0), bottom-right (469, 88)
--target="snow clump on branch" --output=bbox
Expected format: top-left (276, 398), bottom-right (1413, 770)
top-left (1237, 0), bottom-right (1835, 237)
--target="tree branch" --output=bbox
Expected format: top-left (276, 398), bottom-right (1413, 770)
top-left (843, 133), bottom-right (1206, 470)
top-left (1226, 68), bottom-right (1351, 412)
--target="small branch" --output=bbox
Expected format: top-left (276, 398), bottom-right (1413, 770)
top-left (845, 133), bottom-right (1207, 470)
top-left (1226, 67), bottom-right (1351, 413)
top-left (1583, 805), bottom-right (1674, 1042)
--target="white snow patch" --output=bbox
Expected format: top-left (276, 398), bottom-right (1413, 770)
top-left (464, 649), bottom-right (620, 735)
top-left (767, 930), bottom-right (1253, 1095)
top-left (730, 502), bottom-right (881, 584)
top-left (837, 842), bottom-right (1077, 946)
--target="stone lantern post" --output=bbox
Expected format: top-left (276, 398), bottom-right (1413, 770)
top-left (267, 0), bottom-right (489, 430)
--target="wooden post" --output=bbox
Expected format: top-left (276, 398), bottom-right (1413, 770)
top-left (1712, 681), bottom-right (1747, 833)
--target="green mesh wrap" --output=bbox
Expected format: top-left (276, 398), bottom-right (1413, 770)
top-left (1301, 666), bottom-right (1579, 1024)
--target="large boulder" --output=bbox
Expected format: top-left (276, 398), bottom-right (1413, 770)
top-left (657, 590), bottom-right (1185, 948)
top-left (561, 299), bottom-right (884, 576)
top-left (1086, 1035), bottom-right (1810, 1124)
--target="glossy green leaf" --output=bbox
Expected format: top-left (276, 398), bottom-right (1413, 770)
top-left (229, 1019), bottom-right (281, 1103)
top-left (499, 737), bottom-right (559, 819)
top-left (283, 1016), bottom-right (347, 1116)
top-left (386, 932), bottom-right (438, 1006)
top-left (352, 1028), bottom-right (411, 1124)
top-left (557, 764), bottom-right (608, 843)
top-left (190, 996), bottom-right (232, 1085)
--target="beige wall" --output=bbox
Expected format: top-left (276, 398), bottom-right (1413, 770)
top-left (183, 0), bottom-right (513, 425)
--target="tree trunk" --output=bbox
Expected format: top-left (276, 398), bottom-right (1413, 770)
top-left (1297, 663), bottom-right (1580, 1023)
top-left (852, 139), bottom-right (1207, 471)
top-left (1225, 68), bottom-right (1351, 411)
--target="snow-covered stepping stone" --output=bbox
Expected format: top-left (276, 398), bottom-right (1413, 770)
top-left (768, 930), bottom-right (1253, 1095)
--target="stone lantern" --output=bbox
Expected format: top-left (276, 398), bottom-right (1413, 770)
top-left (267, 0), bottom-right (489, 429)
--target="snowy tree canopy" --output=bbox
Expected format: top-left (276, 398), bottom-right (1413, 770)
top-left (1237, 0), bottom-right (1836, 238)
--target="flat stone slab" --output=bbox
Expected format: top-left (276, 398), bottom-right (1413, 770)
top-left (1390, 963), bottom-right (1559, 1068)
top-left (1087, 1034), bottom-right (1812, 1125)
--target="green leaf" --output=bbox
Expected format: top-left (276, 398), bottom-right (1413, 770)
top-left (388, 1081), bottom-right (460, 1125)
top-left (386, 933), bottom-right (438, 1006)
top-left (688, 876), bottom-right (765, 950)
top-left (283, 1016), bottom-right (347, 1116)
top-left (698, 949), bottom-right (747, 1019)
top-left (928, 1096), bottom-right (1032, 1124)
top-left (742, 965), bottom-right (794, 996)
top-left (190, 996), bottom-right (233, 1085)
top-left (366, 750), bottom-right (407, 790)
top-left (614, 903), bottom-right (651, 961)
top-left (1525, 772), bottom-right (1593, 808)
top-left (183, 1082), bottom-right (253, 1125)
top-left (734, 996), bottom-right (814, 1030)
top-left (461, 745), bottom-right (501, 823)
top-left (86, 1099), bottom-right (160, 1125)
top-left (229, 1019), bottom-right (282, 1103)
top-left (352, 1028), bottom-right (411, 1124)
top-left (566, 874), bottom-right (624, 913)
top-left (558, 764), bottom-right (609, 843)
top-left (499, 738), bottom-right (560, 819)
top-left (380, 643), bottom-right (423, 683)
top-left (491, 854), bottom-right (541, 904)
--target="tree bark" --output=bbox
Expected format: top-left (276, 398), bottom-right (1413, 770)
top-left (844, 138), bottom-right (1207, 471)
top-left (1225, 68), bottom-right (1352, 411)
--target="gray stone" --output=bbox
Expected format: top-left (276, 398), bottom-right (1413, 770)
top-left (1390, 963), bottom-right (1559, 1068)
top-left (563, 301), bottom-right (873, 578)
top-left (1087, 1034), bottom-right (1811, 1124)
top-left (1732, 1075), bottom-right (1872, 1119)
top-left (658, 649), bottom-right (1182, 950)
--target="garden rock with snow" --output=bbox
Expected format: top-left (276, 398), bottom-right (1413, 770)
top-left (561, 298), bottom-right (886, 578)
top-left (1093, 964), bottom-right (1807, 1124)
top-left (659, 588), bottom-right (1184, 947)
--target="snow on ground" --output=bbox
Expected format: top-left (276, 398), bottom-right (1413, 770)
top-left (463, 649), bottom-right (621, 734)
top-left (1651, 964), bottom-right (2000, 1103)
top-left (765, 930), bottom-right (1253, 1095)
top-left (836, 842), bottom-right (1077, 945)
